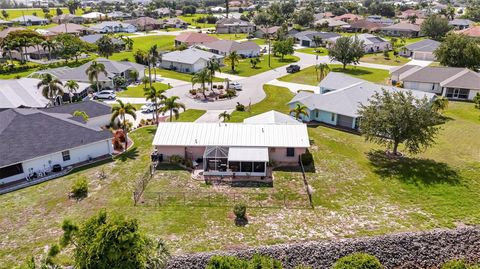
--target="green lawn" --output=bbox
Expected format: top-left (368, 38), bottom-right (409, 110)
top-left (360, 52), bottom-right (411, 66)
top-left (252, 38), bottom-right (267, 45)
top-left (26, 23), bottom-right (58, 30)
top-left (1, 97), bottom-right (480, 267)
top-left (208, 33), bottom-right (248, 41)
top-left (1, 7), bottom-right (80, 19)
top-left (385, 36), bottom-right (425, 45)
top-left (178, 14), bottom-right (216, 28)
top-left (278, 64), bottom-right (390, 86)
top-left (228, 85), bottom-right (294, 122)
top-left (110, 35), bottom-right (176, 62)
top-left (171, 109), bottom-right (206, 122)
top-left (222, 54), bottom-right (300, 77)
top-left (116, 82), bottom-right (171, 98)
top-left (296, 47), bottom-right (328, 56)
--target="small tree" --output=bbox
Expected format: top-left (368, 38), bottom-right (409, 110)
top-left (70, 177), bottom-right (88, 200)
top-left (332, 253), bottom-right (383, 269)
top-left (441, 259), bottom-right (469, 269)
top-left (250, 57), bottom-right (260, 68)
top-left (431, 96), bottom-right (449, 113)
top-left (474, 93), bottom-right (480, 109)
top-left (434, 33), bottom-right (480, 70)
top-left (328, 36), bottom-right (365, 70)
top-left (72, 110), bottom-right (89, 122)
top-left (315, 63), bottom-right (330, 81)
top-left (272, 38), bottom-right (294, 60)
top-left (218, 111), bottom-right (231, 122)
top-left (225, 51), bottom-right (240, 73)
top-left (358, 90), bottom-right (443, 156)
top-left (290, 103), bottom-right (309, 120)
top-left (421, 14), bottom-right (451, 40)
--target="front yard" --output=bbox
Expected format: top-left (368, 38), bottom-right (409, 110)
top-left (360, 52), bottom-right (411, 66)
top-left (221, 54), bottom-right (300, 77)
top-left (278, 64), bottom-right (390, 86)
top-left (1, 86), bottom-right (480, 268)
top-left (116, 82), bottom-right (171, 98)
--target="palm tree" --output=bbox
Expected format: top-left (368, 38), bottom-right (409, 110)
top-left (206, 58), bottom-right (220, 93)
top-left (1, 39), bottom-right (16, 64)
top-left (141, 76), bottom-right (150, 89)
top-left (289, 103), bottom-right (309, 120)
top-left (123, 36), bottom-right (134, 50)
top-left (129, 70), bottom-right (139, 82)
top-left (161, 96), bottom-right (185, 122)
top-left (64, 80), bottom-right (79, 103)
top-left (72, 110), bottom-right (89, 122)
top-left (148, 44), bottom-right (159, 87)
top-left (249, 57), bottom-right (260, 68)
top-left (37, 74), bottom-right (64, 107)
top-left (218, 111), bottom-right (231, 122)
top-left (432, 96), bottom-right (449, 113)
top-left (111, 100), bottom-right (137, 150)
top-left (144, 86), bottom-right (166, 125)
top-left (41, 39), bottom-right (57, 61)
top-left (315, 63), bottom-right (330, 81)
top-left (225, 51), bottom-right (240, 73)
top-left (86, 60), bottom-right (107, 92)
top-left (312, 35), bottom-right (323, 52)
top-left (191, 68), bottom-right (210, 99)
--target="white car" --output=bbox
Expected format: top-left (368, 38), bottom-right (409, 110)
top-left (230, 82), bottom-right (242, 90)
top-left (93, 90), bottom-right (116, 100)
top-left (140, 103), bottom-right (157, 113)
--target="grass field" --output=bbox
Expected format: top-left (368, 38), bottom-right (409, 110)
top-left (278, 64), bottom-right (390, 86)
top-left (110, 35), bottom-right (176, 62)
top-left (360, 52), bottom-right (411, 66)
top-left (0, 8), bottom-right (80, 19)
top-left (296, 47), bottom-right (328, 56)
top-left (208, 33), bottom-right (249, 41)
top-left (153, 68), bottom-right (224, 83)
top-left (1, 88), bottom-right (480, 267)
top-left (222, 54), bottom-right (299, 77)
top-left (178, 14), bottom-right (216, 28)
top-left (117, 82), bottom-right (171, 98)
top-left (171, 109), bottom-right (206, 122)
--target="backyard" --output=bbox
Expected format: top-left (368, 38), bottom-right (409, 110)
top-left (110, 35), bottom-right (176, 62)
top-left (278, 64), bottom-right (390, 86)
top-left (222, 54), bottom-right (300, 77)
top-left (178, 14), bottom-right (216, 28)
top-left (1, 87), bottom-right (480, 268)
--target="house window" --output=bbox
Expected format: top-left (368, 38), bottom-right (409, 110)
top-left (62, 151), bottom-right (71, 161)
top-left (286, 148), bottom-right (295, 157)
top-left (0, 163), bottom-right (24, 179)
top-left (253, 162), bottom-right (265, 173)
top-left (331, 113), bottom-right (335, 122)
top-left (315, 110), bottom-right (319, 118)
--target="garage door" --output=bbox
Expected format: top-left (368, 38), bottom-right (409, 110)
top-left (301, 40), bottom-right (310, 47)
top-left (413, 52), bottom-right (434, 61)
top-left (337, 115), bottom-right (354, 129)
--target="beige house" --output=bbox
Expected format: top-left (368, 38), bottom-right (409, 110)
top-left (215, 17), bottom-right (256, 34)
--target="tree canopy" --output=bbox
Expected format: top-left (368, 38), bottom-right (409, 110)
top-left (358, 90), bottom-right (444, 155)
top-left (328, 36), bottom-right (364, 69)
top-left (273, 38), bottom-right (294, 60)
top-left (420, 15), bottom-right (451, 40)
top-left (434, 33), bottom-right (480, 70)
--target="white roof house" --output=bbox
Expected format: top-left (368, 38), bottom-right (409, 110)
top-left (82, 12), bottom-right (105, 20)
top-left (89, 21), bottom-right (137, 33)
top-left (243, 110), bottom-right (302, 125)
top-left (159, 48), bottom-right (224, 73)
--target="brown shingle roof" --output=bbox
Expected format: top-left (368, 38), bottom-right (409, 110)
top-left (175, 32), bottom-right (219, 44)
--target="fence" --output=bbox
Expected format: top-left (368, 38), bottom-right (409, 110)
top-left (133, 162), bottom-right (157, 206)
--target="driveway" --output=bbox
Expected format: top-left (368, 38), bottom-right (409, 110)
top-left (407, 59), bottom-right (433, 67)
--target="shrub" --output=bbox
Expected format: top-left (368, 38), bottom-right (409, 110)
top-left (218, 85), bottom-right (224, 89)
top-left (114, 129), bottom-right (126, 143)
top-left (236, 102), bottom-right (245, 111)
top-left (233, 203), bottom-right (246, 219)
top-left (226, 89), bottom-right (236, 98)
top-left (70, 177), bottom-right (88, 200)
top-left (250, 254), bottom-right (283, 268)
top-left (207, 255), bottom-right (249, 269)
top-left (442, 260), bottom-right (468, 269)
top-left (189, 89), bottom-right (197, 95)
top-left (332, 253), bottom-right (383, 269)
top-left (301, 150), bottom-right (314, 166)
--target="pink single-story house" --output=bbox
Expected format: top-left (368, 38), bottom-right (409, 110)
top-left (152, 111), bottom-right (310, 177)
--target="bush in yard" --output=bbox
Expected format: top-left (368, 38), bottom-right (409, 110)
top-left (236, 102), bottom-right (245, 111)
top-left (332, 253), bottom-right (383, 269)
top-left (233, 203), bottom-right (247, 226)
top-left (301, 150), bottom-right (314, 166)
top-left (70, 177), bottom-right (88, 200)
top-left (207, 255), bottom-right (249, 269)
top-left (441, 259), bottom-right (478, 269)
top-left (250, 254), bottom-right (283, 268)
top-left (226, 89), bottom-right (236, 98)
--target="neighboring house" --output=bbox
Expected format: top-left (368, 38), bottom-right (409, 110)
top-left (381, 22), bottom-right (421, 37)
top-left (331, 34), bottom-right (391, 53)
top-left (288, 72), bottom-right (435, 129)
top-left (154, 7), bottom-right (171, 17)
top-left (0, 78), bottom-right (90, 109)
top-left (126, 17), bottom-right (162, 31)
top-left (333, 13), bottom-right (362, 22)
top-left (215, 17), bottom-right (256, 34)
top-left (314, 18), bottom-right (349, 30)
top-left (82, 12), bottom-right (105, 21)
top-left (399, 39), bottom-right (440, 60)
top-left (29, 58), bottom-right (145, 89)
top-left (40, 100), bottom-right (113, 129)
top-left (201, 40), bottom-right (261, 57)
top-left (152, 110), bottom-right (309, 177)
top-left (46, 23), bottom-right (93, 35)
top-left (160, 47), bottom-right (224, 73)
top-left (10, 15), bottom-right (49, 26)
top-left (366, 15), bottom-right (394, 25)
top-left (398, 9), bottom-right (425, 19)
top-left (0, 27), bottom-right (26, 38)
top-left (254, 26), bottom-right (281, 38)
top-left (0, 19), bottom-right (12, 27)
top-left (294, 31), bottom-right (341, 47)
top-left (52, 14), bottom-right (85, 24)
top-left (345, 20), bottom-right (384, 33)
top-left (107, 11), bottom-right (132, 20)
top-left (174, 32), bottom-right (219, 46)
top-left (159, 18), bottom-right (188, 29)
top-left (390, 65), bottom-right (480, 100)
top-left (456, 25), bottom-right (480, 37)
top-left (448, 19), bottom-right (473, 30)
top-left (80, 34), bottom-right (124, 46)
top-left (89, 21), bottom-right (137, 33)
top-left (0, 106), bottom-right (113, 185)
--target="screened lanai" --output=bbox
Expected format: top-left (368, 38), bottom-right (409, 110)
top-left (202, 146), bottom-right (269, 176)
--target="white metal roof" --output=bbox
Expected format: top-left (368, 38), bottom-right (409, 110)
top-left (152, 122), bottom-right (310, 148)
top-left (228, 147), bottom-right (269, 162)
top-left (243, 110), bottom-right (301, 125)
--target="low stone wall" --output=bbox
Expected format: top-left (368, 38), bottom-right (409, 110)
top-left (167, 227), bottom-right (480, 269)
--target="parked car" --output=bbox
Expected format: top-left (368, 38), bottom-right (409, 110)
top-left (229, 82), bottom-right (242, 90)
top-left (286, 65), bottom-right (301, 73)
top-left (141, 102), bottom-right (158, 113)
top-left (93, 90), bottom-right (116, 100)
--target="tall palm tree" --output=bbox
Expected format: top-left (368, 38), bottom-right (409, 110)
top-left (86, 60), bottom-right (107, 92)
top-left (129, 70), bottom-right (139, 82)
top-left (225, 51), bottom-right (240, 73)
top-left (144, 86), bottom-right (166, 125)
top-left (315, 63), bottom-right (330, 81)
top-left (148, 44), bottom-right (159, 87)
top-left (141, 76), bottom-right (150, 89)
top-left (161, 96), bottom-right (185, 122)
top-left (218, 111), bottom-right (231, 122)
top-left (123, 36), bottom-right (134, 50)
top-left (312, 35), bottom-right (323, 52)
top-left (206, 58), bottom-right (220, 93)
top-left (289, 103), bottom-right (309, 120)
top-left (191, 68), bottom-right (210, 99)
top-left (41, 39), bottom-right (57, 61)
top-left (64, 80), bottom-right (79, 103)
top-left (432, 96), bottom-right (449, 113)
top-left (1, 39), bottom-right (16, 64)
top-left (111, 100), bottom-right (137, 150)
top-left (37, 74), bottom-right (64, 107)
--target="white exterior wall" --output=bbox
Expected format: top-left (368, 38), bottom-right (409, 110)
top-left (0, 139), bottom-right (112, 184)
top-left (160, 59), bottom-right (207, 73)
top-left (469, 89), bottom-right (480, 100)
top-left (364, 42), bottom-right (391, 53)
top-left (403, 81), bottom-right (441, 94)
top-left (236, 49), bottom-right (260, 58)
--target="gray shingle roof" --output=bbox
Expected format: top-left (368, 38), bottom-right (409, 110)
top-left (162, 48), bottom-right (224, 64)
top-left (10, 15), bottom-right (48, 22)
top-left (202, 40), bottom-right (260, 53)
top-left (399, 66), bottom-right (466, 83)
top-left (40, 100), bottom-right (111, 118)
top-left (294, 31), bottom-right (341, 41)
top-left (404, 39), bottom-right (440, 53)
top-left (0, 108), bottom-right (111, 167)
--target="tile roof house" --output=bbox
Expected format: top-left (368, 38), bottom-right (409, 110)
top-left (45, 23), bottom-right (92, 35)
top-left (331, 34), bottom-right (391, 53)
top-left (0, 27), bottom-right (26, 38)
top-left (89, 21), bottom-right (137, 33)
top-left (160, 47), bottom-right (224, 73)
top-left (390, 65), bottom-right (480, 100)
top-left (159, 18), bottom-right (188, 29)
top-left (0, 106), bottom-right (113, 186)
top-left (333, 13), bottom-right (363, 22)
top-left (381, 22), bottom-right (421, 37)
top-left (456, 25), bottom-right (480, 37)
top-left (52, 13), bottom-right (85, 24)
top-left (288, 72), bottom-right (435, 129)
top-left (398, 9), bottom-right (425, 19)
top-left (254, 26), bottom-right (281, 38)
top-left (399, 39), bottom-right (440, 60)
top-left (215, 17), bottom-right (255, 34)
top-left (201, 40), bottom-right (261, 57)
top-left (82, 12), bottom-right (106, 20)
top-left (175, 32), bottom-right (219, 46)
top-left (448, 19), bottom-right (474, 30)
top-left (125, 17), bottom-right (162, 31)
top-left (10, 15), bottom-right (49, 26)
top-left (345, 20), bottom-right (384, 33)
top-left (294, 31), bottom-right (341, 47)
top-left (366, 15), bottom-right (394, 25)
top-left (314, 18), bottom-right (349, 29)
